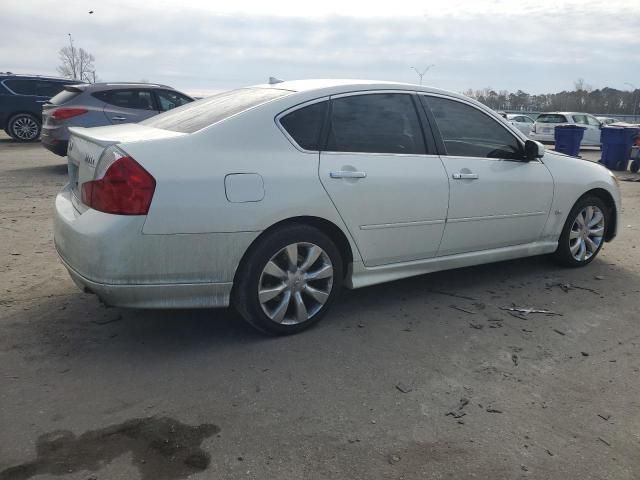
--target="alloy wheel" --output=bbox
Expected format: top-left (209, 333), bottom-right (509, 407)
top-left (12, 116), bottom-right (39, 140)
top-left (258, 242), bottom-right (334, 325)
top-left (569, 205), bottom-right (605, 262)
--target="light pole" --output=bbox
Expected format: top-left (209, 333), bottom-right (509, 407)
top-left (410, 64), bottom-right (435, 85)
top-left (625, 82), bottom-right (638, 122)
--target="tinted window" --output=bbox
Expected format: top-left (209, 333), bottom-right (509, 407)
top-left (537, 114), bottom-right (568, 123)
top-left (156, 90), bottom-right (193, 111)
top-left (280, 101), bottom-right (327, 151)
top-left (426, 96), bottom-right (522, 160)
top-left (142, 88), bottom-right (291, 133)
top-left (4, 79), bottom-right (38, 95)
top-left (93, 89), bottom-right (155, 110)
top-left (36, 81), bottom-right (65, 97)
top-left (326, 94), bottom-right (425, 155)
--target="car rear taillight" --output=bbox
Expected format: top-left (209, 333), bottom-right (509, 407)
top-left (52, 108), bottom-right (88, 120)
top-left (81, 156), bottom-right (155, 215)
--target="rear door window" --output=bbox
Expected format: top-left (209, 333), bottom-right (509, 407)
top-left (141, 88), bottom-right (292, 133)
top-left (424, 95), bottom-right (522, 160)
top-left (155, 90), bottom-right (193, 111)
top-left (536, 114), bottom-right (568, 123)
top-left (279, 101), bottom-right (327, 151)
top-left (326, 93), bottom-right (426, 155)
top-left (3, 79), bottom-right (38, 95)
top-left (93, 89), bottom-right (156, 111)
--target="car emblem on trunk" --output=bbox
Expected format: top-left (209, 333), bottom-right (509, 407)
top-left (84, 153), bottom-right (96, 166)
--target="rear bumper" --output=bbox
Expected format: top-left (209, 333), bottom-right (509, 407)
top-left (54, 186), bottom-right (258, 308)
top-left (41, 137), bottom-right (68, 156)
top-left (58, 253), bottom-right (233, 308)
top-left (529, 131), bottom-right (555, 143)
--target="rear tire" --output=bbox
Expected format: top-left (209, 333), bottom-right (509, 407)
top-left (553, 195), bottom-right (609, 267)
top-left (233, 224), bottom-right (343, 335)
top-left (8, 113), bottom-right (41, 141)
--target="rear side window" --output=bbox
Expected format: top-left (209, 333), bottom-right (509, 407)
top-left (537, 114), bottom-right (568, 123)
top-left (279, 101), bottom-right (327, 151)
top-left (326, 93), bottom-right (426, 155)
top-left (93, 89), bottom-right (156, 110)
top-left (142, 88), bottom-right (292, 133)
top-left (4, 79), bottom-right (38, 95)
top-left (425, 96), bottom-right (522, 160)
top-left (36, 81), bottom-right (66, 97)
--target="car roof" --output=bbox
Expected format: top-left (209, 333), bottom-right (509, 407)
top-left (250, 79), bottom-right (473, 102)
top-left (0, 73), bottom-right (75, 82)
top-left (76, 82), bottom-right (174, 90)
top-left (538, 111), bottom-right (592, 116)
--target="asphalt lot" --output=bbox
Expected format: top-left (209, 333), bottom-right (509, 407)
top-left (1, 133), bottom-right (639, 480)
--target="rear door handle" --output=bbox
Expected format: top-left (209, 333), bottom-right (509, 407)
top-left (330, 171), bottom-right (367, 179)
top-left (112, 116), bottom-right (127, 121)
top-left (452, 172), bottom-right (479, 180)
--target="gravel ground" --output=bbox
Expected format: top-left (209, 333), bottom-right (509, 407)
top-left (1, 134), bottom-right (639, 480)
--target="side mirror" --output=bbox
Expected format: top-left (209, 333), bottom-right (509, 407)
top-left (524, 139), bottom-right (544, 161)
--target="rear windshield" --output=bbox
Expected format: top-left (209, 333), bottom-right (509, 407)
top-left (536, 114), bottom-right (568, 123)
top-left (49, 88), bottom-right (82, 105)
top-left (141, 88), bottom-right (292, 133)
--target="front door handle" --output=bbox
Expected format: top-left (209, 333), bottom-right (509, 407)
top-left (330, 171), bottom-right (367, 179)
top-left (452, 172), bottom-right (479, 180)
top-left (112, 116), bottom-right (127, 121)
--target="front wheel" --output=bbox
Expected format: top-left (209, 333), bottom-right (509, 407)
top-left (8, 113), bottom-right (41, 141)
top-left (233, 224), bottom-right (343, 335)
top-left (553, 196), bottom-right (609, 267)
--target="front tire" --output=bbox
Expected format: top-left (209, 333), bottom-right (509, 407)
top-left (553, 196), bottom-right (609, 267)
top-left (8, 113), bottom-right (41, 142)
top-left (233, 224), bottom-right (343, 335)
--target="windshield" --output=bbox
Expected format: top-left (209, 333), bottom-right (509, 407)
top-left (141, 87), bottom-right (292, 133)
top-left (536, 114), bottom-right (568, 123)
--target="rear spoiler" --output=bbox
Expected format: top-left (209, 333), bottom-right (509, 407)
top-left (64, 84), bottom-right (87, 93)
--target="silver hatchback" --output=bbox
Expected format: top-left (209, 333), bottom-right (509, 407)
top-left (41, 82), bottom-right (193, 156)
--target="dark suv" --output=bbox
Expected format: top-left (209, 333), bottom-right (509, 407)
top-left (0, 73), bottom-right (77, 141)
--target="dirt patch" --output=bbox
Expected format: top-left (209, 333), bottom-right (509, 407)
top-left (0, 417), bottom-right (220, 480)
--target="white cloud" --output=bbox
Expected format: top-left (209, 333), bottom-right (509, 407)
top-left (1, 0), bottom-right (639, 94)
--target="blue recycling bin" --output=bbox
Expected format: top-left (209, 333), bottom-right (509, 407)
top-left (554, 125), bottom-right (586, 157)
top-left (600, 126), bottom-right (640, 171)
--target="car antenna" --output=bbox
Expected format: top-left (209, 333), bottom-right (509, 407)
top-left (268, 76), bottom-right (284, 85)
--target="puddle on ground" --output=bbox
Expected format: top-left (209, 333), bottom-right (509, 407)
top-left (0, 416), bottom-right (220, 480)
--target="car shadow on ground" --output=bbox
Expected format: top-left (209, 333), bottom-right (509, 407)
top-left (8, 163), bottom-right (68, 176)
top-left (7, 252), bottom-right (639, 367)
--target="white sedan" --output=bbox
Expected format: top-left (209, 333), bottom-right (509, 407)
top-left (529, 112), bottom-right (603, 146)
top-left (54, 80), bottom-right (620, 335)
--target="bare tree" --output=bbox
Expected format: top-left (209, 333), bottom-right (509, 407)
top-left (57, 34), bottom-right (97, 83)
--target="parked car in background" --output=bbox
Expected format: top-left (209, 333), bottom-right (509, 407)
top-left (596, 116), bottom-right (617, 126)
top-left (506, 114), bottom-right (535, 136)
top-left (41, 82), bottom-right (194, 156)
top-left (0, 73), bottom-right (75, 141)
top-left (54, 80), bottom-right (620, 335)
top-left (530, 112), bottom-right (603, 147)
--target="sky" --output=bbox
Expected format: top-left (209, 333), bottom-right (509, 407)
top-left (1, 0), bottom-right (639, 96)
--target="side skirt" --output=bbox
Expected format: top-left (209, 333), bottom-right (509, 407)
top-left (346, 241), bottom-right (558, 289)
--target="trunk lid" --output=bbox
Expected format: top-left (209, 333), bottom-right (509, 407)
top-left (66, 124), bottom-right (186, 212)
